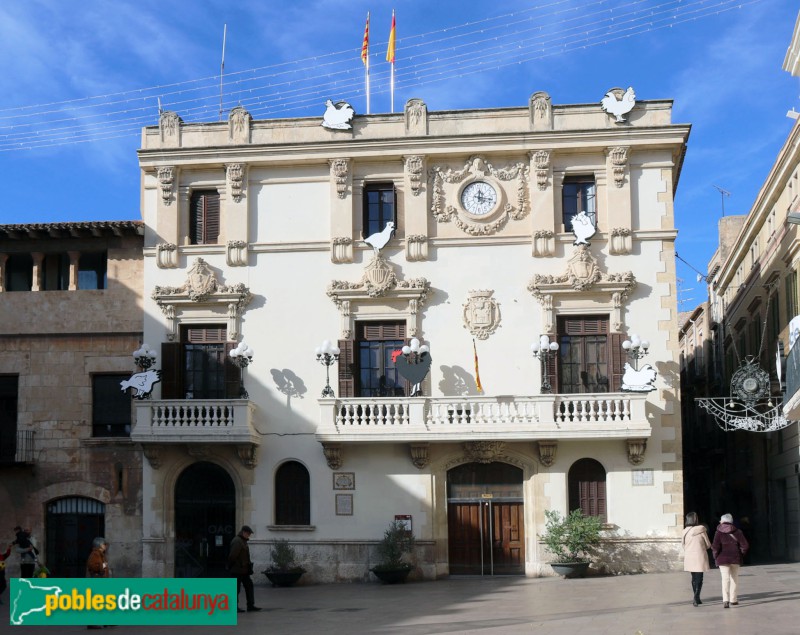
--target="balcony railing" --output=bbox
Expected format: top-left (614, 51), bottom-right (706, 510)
top-left (132, 400), bottom-right (258, 445)
top-left (0, 430), bottom-right (35, 465)
top-left (316, 393), bottom-right (650, 442)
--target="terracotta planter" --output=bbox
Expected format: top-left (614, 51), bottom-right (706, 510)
top-left (550, 562), bottom-right (590, 578)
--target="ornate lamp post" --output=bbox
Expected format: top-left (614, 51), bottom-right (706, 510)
top-left (132, 344), bottom-right (157, 371)
top-left (229, 341), bottom-right (254, 399)
top-left (315, 340), bottom-right (340, 398)
top-left (400, 337), bottom-right (430, 397)
top-left (622, 333), bottom-right (650, 370)
top-left (531, 335), bottom-right (559, 393)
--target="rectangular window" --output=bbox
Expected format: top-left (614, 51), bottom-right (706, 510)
top-left (557, 316), bottom-right (610, 394)
top-left (190, 190), bottom-right (221, 245)
top-left (78, 252), bottom-right (107, 290)
top-left (786, 270), bottom-right (798, 323)
top-left (356, 321), bottom-right (406, 397)
top-left (183, 326), bottom-right (227, 399)
top-left (5, 254), bottom-right (32, 291)
top-left (0, 375), bottom-right (19, 463)
top-left (42, 253), bottom-right (70, 291)
top-left (362, 183), bottom-right (396, 239)
top-left (562, 176), bottom-right (596, 232)
top-left (93, 374), bottom-right (132, 437)
top-left (770, 292), bottom-right (781, 342)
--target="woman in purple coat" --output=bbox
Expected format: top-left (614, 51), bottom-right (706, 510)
top-left (712, 513), bottom-right (749, 608)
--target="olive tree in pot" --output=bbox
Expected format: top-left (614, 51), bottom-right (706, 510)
top-left (262, 539), bottom-right (306, 587)
top-left (541, 509), bottom-right (603, 578)
top-left (370, 520), bottom-right (416, 584)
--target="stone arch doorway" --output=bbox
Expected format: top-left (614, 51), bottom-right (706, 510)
top-left (174, 461), bottom-right (236, 578)
top-left (46, 497), bottom-right (105, 578)
top-left (447, 462), bottom-right (524, 575)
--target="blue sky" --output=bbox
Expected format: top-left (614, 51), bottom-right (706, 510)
top-left (0, 0), bottom-right (797, 308)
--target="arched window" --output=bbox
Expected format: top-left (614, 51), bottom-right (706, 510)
top-left (568, 458), bottom-right (607, 522)
top-left (275, 461), bottom-right (310, 525)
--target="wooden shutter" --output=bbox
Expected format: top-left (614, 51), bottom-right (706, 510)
top-left (160, 342), bottom-right (182, 399)
top-left (338, 339), bottom-right (355, 398)
top-left (225, 342), bottom-right (242, 398)
top-left (608, 332), bottom-right (625, 392)
top-left (545, 342), bottom-right (559, 393)
top-left (204, 193), bottom-right (220, 244)
top-left (190, 191), bottom-right (220, 245)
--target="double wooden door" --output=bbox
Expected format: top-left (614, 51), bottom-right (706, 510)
top-left (448, 500), bottom-right (524, 575)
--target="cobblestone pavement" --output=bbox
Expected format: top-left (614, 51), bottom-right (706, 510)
top-left (2, 562), bottom-right (799, 634)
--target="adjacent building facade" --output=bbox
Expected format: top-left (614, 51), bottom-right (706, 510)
top-left (133, 92), bottom-right (689, 580)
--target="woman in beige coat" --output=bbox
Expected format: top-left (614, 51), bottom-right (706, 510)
top-left (683, 512), bottom-right (711, 606)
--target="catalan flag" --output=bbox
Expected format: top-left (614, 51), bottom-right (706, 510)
top-left (386, 10), bottom-right (396, 63)
top-left (361, 12), bottom-right (370, 66)
top-left (473, 339), bottom-right (483, 394)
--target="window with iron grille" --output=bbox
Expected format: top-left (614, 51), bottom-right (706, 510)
top-left (275, 461), bottom-right (310, 525)
top-left (92, 374), bottom-right (132, 437)
top-left (568, 458), bottom-right (607, 522)
top-left (562, 176), bottom-right (596, 232)
top-left (190, 190), bottom-right (221, 245)
top-left (362, 183), bottom-right (396, 238)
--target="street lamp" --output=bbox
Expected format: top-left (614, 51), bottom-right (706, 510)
top-left (622, 334), bottom-right (650, 370)
top-left (229, 341), bottom-right (255, 399)
top-left (531, 335), bottom-right (559, 393)
top-left (132, 344), bottom-right (157, 371)
top-left (315, 340), bottom-right (340, 398)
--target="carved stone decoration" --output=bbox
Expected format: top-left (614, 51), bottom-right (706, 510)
top-left (405, 235), bottom-right (428, 262)
top-left (405, 98), bottom-right (428, 135)
top-left (330, 158), bottom-right (350, 199)
top-left (537, 440), bottom-right (558, 467)
top-left (533, 230), bottom-right (555, 258)
top-left (157, 166), bottom-right (175, 206)
top-left (186, 445), bottom-right (210, 459)
top-left (463, 441), bottom-right (506, 464)
top-left (429, 156), bottom-right (529, 236)
top-left (463, 289), bottom-right (501, 340)
top-left (226, 163), bottom-right (246, 203)
top-left (404, 155), bottom-right (425, 196)
top-left (609, 227), bottom-right (632, 255)
top-left (226, 240), bottom-right (248, 267)
top-left (236, 444), bottom-right (258, 469)
top-left (152, 257), bottom-right (253, 340)
top-left (362, 256), bottom-right (397, 297)
top-left (156, 243), bottom-right (178, 269)
top-left (564, 245), bottom-right (601, 290)
top-left (159, 111), bottom-right (182, 146)
top-left (410, 443), bottom-right (430, 469)
top-left (608, 146), bottom-right (629, 188)
top-left (228, 106), bottom-right (252, 144)
top-left (532, 150), bottom-right (551, 191)
top-left (331, 237), bottom-right (354, 264)
top-left (142, 446), bottom-right (161, 469)
top-left (529, 91), bottom-right (553, 131)
top-left (626, 438), bottom-right (647, 465)
top-left (322, 443), bottom-right (342, 470)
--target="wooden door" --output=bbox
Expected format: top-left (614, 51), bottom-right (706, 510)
top-left (448, 501), bottom-right (524, 575)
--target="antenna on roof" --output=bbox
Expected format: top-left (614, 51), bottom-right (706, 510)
top-left (219, 24), bottom-right (227, 122)
top-left (712, 185), bottom-right (731, 217)
top-left (157, 97), bottom-right (163, 115)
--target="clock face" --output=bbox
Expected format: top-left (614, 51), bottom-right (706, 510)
top-left (461, 181), bottom-right (498, 216)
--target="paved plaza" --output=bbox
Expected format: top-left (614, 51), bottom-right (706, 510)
top-left (2, 562), bottom-right (799, 634)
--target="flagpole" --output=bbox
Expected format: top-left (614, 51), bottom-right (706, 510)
top-left (219, 24), bottom-right (227, 121)
top-left (390, 61), bottom-right (394, 114)
top-left (361, 12), bottom-right (370, 115)
top-left (389, 10), bottom-right (396, 113)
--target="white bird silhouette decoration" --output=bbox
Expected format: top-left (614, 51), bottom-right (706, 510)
top-left (364, 222), bottom-right (396, 256)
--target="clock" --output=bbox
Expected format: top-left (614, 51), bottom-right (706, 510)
top-left (461, 181), bottom-right (498, 216)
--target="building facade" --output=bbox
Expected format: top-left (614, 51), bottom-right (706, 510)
top-left (134, 93), bottom-right (689, 581)
top-left (0, 221), bottom-right (144, 577)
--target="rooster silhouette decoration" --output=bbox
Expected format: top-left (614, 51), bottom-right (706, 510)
top-left (570, 211), bottom-right (596, 246)
top-left (364, 221), bottom-right (396, 256)
top-left (620, 363), bottom-right (657, 392)
top-left (120, 369), bottom-right (162, 399)
top-left (600, 87), bottom-right (636, 123)
top-left (321, 100), bottom-right (355, 130)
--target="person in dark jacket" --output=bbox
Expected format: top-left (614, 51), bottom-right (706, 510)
top-left (227, 526), bottom-right (260, 613)
top-left (712, 513), bottom-right (749, 608)
top-left (682, 512), bottom-right (711, 607)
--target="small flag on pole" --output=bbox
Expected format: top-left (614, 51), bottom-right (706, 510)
top-left (386, 10), bottom-right (396, 63)
top-left (473, 339), bottom-right (483, 394)
top-left (361, 12), bottom-right (370, 65)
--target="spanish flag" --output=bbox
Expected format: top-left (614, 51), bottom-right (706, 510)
top-left (473, 339), bottom-right (483, 394)
top-left (386, 10), bottom-right (396, 63)
top-left (361, 12), bottom-right (370, 66)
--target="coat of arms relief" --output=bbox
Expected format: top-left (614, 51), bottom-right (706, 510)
top-left (463, 290), bottom-right (501, 340)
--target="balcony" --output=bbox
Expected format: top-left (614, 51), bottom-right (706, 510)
top-left (132, 400), bottom-right (259, 467)
top-left (0, 430), bottom-right (35, 466)
top-left (316, 393), bottom-right (650, 443)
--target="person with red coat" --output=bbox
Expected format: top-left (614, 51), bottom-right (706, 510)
top-left (712, 513), bottom-right (749, 608)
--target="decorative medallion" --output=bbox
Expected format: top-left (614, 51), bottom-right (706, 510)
top-left (322, 100), bottom-right (355, 131)
top-left (463, 441), bottom-right (506, 464)
top-left (463, 290), bottom-right (501, 340)
top-left (601, 87), bottom-right (636, 123)
top-left (730, 360), bottom-right (771, 404)
top-left (330, 158), bottom-right (350, 199)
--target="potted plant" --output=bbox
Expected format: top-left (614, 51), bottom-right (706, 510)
top-left (262, 539), bottom-right (306, 587)
top-left (370, 520), bottom-right (416, 584)
top-left (540, 509), bottom-right (603, 578)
